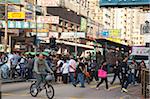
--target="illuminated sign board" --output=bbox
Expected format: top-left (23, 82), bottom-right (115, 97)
top-left (99, 0), bottom-right (150, 7)
top-left (8, 12), bottom-right (25, 19)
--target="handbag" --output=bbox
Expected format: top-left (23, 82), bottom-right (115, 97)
top-left (98, 65), bottom-right (107, 78)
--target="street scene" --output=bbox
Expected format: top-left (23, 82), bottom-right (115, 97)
top-left (0, 0), bottom-right (150, 99)
top-left (2, 79), bottom-right (142, 99)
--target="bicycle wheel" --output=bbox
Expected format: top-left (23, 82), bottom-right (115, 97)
top-left (45, 83), bottom-right (54, 99)
top-left (30, 83), bottom-right (38, 97)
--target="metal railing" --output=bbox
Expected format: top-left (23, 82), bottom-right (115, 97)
top-left (141, 68), bottom-right (150, 98)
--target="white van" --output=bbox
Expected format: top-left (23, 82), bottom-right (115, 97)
top-left (128, 47), bottom-right (150, 68)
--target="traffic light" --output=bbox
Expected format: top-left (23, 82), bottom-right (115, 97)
top-left (49, 37), bottom-right (56, 48)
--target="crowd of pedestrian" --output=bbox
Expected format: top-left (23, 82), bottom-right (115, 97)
top-left (0, 51), bottom-right (147, 93)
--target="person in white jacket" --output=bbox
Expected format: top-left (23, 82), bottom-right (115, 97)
top-left (61, 59), bottom-right (69, 84)
top-left (69, 56), bottom-right (76, 84)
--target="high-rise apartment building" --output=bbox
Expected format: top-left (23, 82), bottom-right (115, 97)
top-left (110, 8), bottom-right (145, 46)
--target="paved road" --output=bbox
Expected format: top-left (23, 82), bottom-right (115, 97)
top-left (1, 80), bottom-right (143, 99)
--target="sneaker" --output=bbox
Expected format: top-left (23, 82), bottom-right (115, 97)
top-left (96, 87), bottom-right (99, 90)
top-left (80, 86), bottom-right (85, 88)
top-left (122, 88), bottom-right (128, 93)
top-left (72, 84), bottom-right (76, 87)
top-left (107, 88), bottom-right (110, 91)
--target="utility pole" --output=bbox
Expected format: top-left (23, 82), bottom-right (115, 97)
top-left (4, 0), bottom-right (8, 52)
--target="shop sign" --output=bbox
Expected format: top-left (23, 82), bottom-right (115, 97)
top-left (25, 12), bottom-right (33, 20)
top-left (60, 32), bottom-right (86, 38)
top-left (30, 22), bottom-right (36, 28)
top-left (37, 0), bottom-right (59, 6)
top-left (27, 32), bottom-right (48, 37)
top-left (49, 32), bottom-right (59, 38)
top-left (37, 16), bottom-right (59, 24)
top-left (32, 29), bottom-right (49, 33)
top-left (23, 22), bottom-right (30, 28)
top-left (15, 21), bottom-right (22, 28)
top-left (0, 20), bottom-right (45, 29)
top-left (8, 21), bottom-right (16, 28)
top-left (80, 17), bottom-right (87, 32)
top-left (37, 23), bottom-right (43, 29)
top-left (0, 0), bottom-right (24, 4)
top-left (100, 29), bottom-right (121, 38)
top-left (8, 12), bottom-right (25, 19)
top-left (109, 29), bottom-right (121, 38)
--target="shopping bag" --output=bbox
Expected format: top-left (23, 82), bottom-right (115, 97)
top-left (98, 69), bottom-right (107, 78)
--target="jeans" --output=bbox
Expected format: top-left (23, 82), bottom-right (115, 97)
top-left (19, 63), bottom-right (25, 78)
top-left (131, 73), bottom-right (135, 84)
top-left (74, 73), bottom-right (85, 87)
top-left (69, 72), bottom-right (75, 84)
top-left (123, 73), bottom-right (132, 89)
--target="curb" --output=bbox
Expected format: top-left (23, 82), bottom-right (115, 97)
top-left (2, 79), bottom-right (26, 84)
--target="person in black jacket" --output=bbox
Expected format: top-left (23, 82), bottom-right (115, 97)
top-left (96, 60), bottom-right (109, 90)
top-left (110, 60), bottom-right (122, 85)
top-left (120, 57), bottom-right (130, 93)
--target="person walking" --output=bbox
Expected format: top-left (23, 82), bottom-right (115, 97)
top-left (110, 60), bottom-right (122, 85)
top-left (90, 59), bottom-right (99, 82)
top-left (96, 60), bottom-right (109, 90)
top-left (73, 58), bottom-right (86, 88)
top-left (61, 59), bottom-right (69, 84)
top-left (120, 57), bottom-right (131, 93)
top-left (138, 60), bottom-right (146, 83)
top-left (129, 60), bottom-right (138, 85)
top-left (68, 56), bottom-right (76, 84)
top-left (56, 57), bottom-right (64, 83)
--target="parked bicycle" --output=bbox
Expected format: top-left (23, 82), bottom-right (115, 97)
top-left (30, 73), bottom-right (55, 99)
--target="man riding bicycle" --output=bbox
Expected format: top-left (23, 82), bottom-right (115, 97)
top-left (33, 54), bottom-right (53, 90)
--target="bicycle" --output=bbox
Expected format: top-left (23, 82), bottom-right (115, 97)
top-left (30, 73), bottom-right (55, 99)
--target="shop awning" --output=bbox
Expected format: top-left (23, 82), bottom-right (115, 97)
top-left (56, 40), bottom-right (94, 49)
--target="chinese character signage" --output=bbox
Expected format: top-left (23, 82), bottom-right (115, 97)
top-left (80, 17), bottom-right (87, 32)
top-left (37, 0), bottom-right (59, 6)
top-left (8, 12), bottom-right (25, 19)
top-left (0, 0), bottom-right (24, 4)
top-left (37, 16), bottom-right (59, 24)
top-left (101, 29), bottom-right (121, 38)
top-left (100, 0), bottom-right (150, 7)
top-left (0, 20), bottom-right (45, 29)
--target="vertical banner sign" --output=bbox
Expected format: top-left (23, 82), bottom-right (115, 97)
top-left (80, 17), bottom-right (87, 32)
